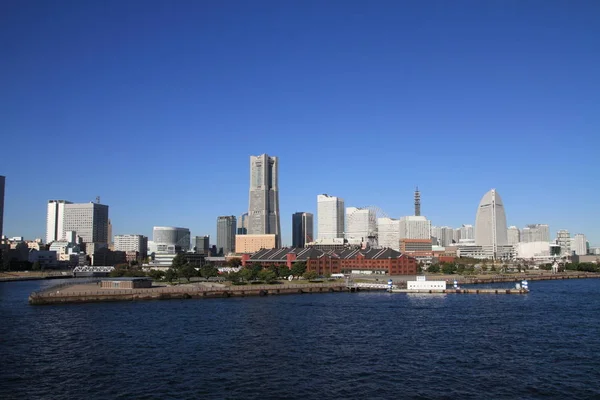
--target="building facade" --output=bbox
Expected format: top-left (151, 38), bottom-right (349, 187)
top-left (377, 217), bottom-right (401, 250)
top-left (247, 154), bottom-right (281, 247)
top-left (217, 216), bottom-right (237, 255)
top-left (459, 224), bottom-right (474, 240)
top-left (194, 235), bottom-right (210, 255)
top-left (237, 212), bottom-right (248, 235)
top-left (317, 194), bottom-right (345, 240)
top-left (62, 202), bottom-right (109, 246)
top-left (571, 234), bottom-right (587, 256)
top-left (152, 226), bottom-right (190, 251)
top-left (474, 189), bottom-right (508, 258)
top-left (46, 200), bottom-right (73, 243)
top-left (556, 229), bottom-right (571, 257)
top-left (507, 226), bottom-right (521, 245)
top-left (345, 207), bottom-right (376, 245)
top-left (235, 234), bottom-right (277, 253)
top-left (114, 234), bottom-right (148, 258)
top-left (241, 247), bottom-right (417, 276)
top-left (292, 212), bottom-right (314, 248)
top-left (399, 216), bottom-right (431, 240)
top-left (521, 224), bottom-right (550, 243)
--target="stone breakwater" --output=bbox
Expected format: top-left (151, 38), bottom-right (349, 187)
top-left (28, 282), bottom-right (349, 305)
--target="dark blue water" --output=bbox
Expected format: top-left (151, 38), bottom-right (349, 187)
top-left (2, 279), bottom-right (600, 399)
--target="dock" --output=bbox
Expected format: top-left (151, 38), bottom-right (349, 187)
top-left (28, 282), bottom-right (350, 305)
top-left (390, 288), bottom-right (529, 294)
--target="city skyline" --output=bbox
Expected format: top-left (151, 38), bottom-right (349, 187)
top-left (1, 2), bottom-right (599, 246)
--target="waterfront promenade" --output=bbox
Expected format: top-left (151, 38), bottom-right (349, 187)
top-left (29, 281), bottom-right (348, 305)
top-left (28, 271), bottom-right (600, 305)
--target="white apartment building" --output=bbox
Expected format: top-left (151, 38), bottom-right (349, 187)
top-left (317, 194), bottom-right (345, 240)
top-left (345, 207), bottom-right (375, 244)
top-left (507, 226), bottom-right (521, 245)
top-left (453, 228), bottom-right (461, 244)
top-left (399, 216), bottom-right (431, 240)
top-left (431, 226), bottom-right (453, 247)
top-left (46, 200), bottom-right (72, 243)
top-left (521, 224), bottom-right (550, 243)
top-left (114, 234), bottom-right (148, 257)
top-left (377, 217), bottom-right (400, 250)
top-left (571, 234), bottom-right (587, 256)
top-left (556, 230), bottom-right (571, 256)
top-left (460, 224), bottom-right (474, 240)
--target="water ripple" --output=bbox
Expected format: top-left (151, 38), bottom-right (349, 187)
top-left (1, 279), bottom-right (600, 399)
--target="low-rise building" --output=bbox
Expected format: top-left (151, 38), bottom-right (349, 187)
top-left (235, 234), bottom-right (277, 253)
top-left (241, 247), bottom-right (417, 275)
top-left (100, 277), bottom-right (152, 289)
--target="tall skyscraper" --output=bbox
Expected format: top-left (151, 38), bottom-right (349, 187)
top-left (46, 200), bottom-right (73, 243)
top-left (217, 216), bottom-right (237, 255)
top-left (399, 216), bottom-right (431, 240)
top-left (292, 212), bottom-right (314, 248)
top-left (317, 194), bottom-right (345, 240)
top-left (507, 226), bottom-right (521, 245)
top-left (474, 189), bottom-right (508, 255)
top-left (377, 217), bottom-right (400, 250)
top-left (414, 187), bottom-right (421, 216)
top-left (237, 212), bottom-right (249, 235)
top-left (0, 175), bottom-right (4, 239)
top-left (63, 202), bottom-right (109, 245)
top-left (345, 207), bottom-right (376, 244)
top-left (194, 235), bottom-right (210, 255)
top-left (247, 154), bottom-right (280, 247)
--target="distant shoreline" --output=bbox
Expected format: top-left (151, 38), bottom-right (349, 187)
top-left (27, 272), bottom-right (600, 305)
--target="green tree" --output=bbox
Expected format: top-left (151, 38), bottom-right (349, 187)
top-left (258, 269), bottom-right (277, 284)
top-left (165, 268), bottom-right (178, 283)
top-left (239, 267), bottom-right (254, 282)
top-left (441, 263), bottom-right (456, 275)
top-left (226, 258), bottom-right (242, 268)
top-left (303, 270), bottom-right (318, 280)
top-left (428, 264), bottom-right (440, 273)
top-left (278, 265), bottom-right (291, 278)
top-left (227, 271), bottom-right (241, 284)
top-left (291, 261), bottom-right (307, 277)
top-left (171, 253), bottom-right (188, 271)
top-left (200, 265), bottom-right (219, 278)
top-left (31, 261), bottom-right (41, 271)
top-left (148, 269), bottom-right (165, 280)
top-left (180, 265), bottom-right (197, 282)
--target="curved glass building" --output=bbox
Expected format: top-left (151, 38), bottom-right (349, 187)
top-left (152, 226), bottom-right (191, 251)
top-left (475, 189), bottom-right (508, 255)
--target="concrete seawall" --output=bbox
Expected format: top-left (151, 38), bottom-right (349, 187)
top-left (29, 283), bottom-right (348, 305)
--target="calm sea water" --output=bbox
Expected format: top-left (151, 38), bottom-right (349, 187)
top-left (1, 278), bottom-right (600, 399)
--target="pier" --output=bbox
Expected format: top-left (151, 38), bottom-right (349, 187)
top-left (390, 288), bottom-right (529, 294)
top-left (28, 282), bottom-right (350, 305)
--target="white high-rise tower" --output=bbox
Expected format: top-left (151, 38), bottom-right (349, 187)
top-left (475, 189), bottom-right (508, 257)
top-left (317, 194), bottom-right (345, 240)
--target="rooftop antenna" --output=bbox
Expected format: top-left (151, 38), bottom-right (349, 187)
top-left (414, 186), bottom-right (421, 216)
top-left (96, 196), bottom-right (100, 204)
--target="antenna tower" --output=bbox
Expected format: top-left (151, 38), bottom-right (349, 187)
top-left (414, 187), bottom-right (421, 216)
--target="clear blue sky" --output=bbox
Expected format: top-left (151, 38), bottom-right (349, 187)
top-left (1, 0), bottom-right (599, 246)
